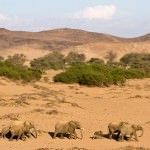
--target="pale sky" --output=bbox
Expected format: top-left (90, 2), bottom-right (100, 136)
top-left (0, 0), bottom-right (150, 37)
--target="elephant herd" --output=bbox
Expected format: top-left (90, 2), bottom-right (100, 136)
top-left (0, 120), bottom-right (143, 142)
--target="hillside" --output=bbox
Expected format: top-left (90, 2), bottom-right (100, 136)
top-left (0, 28), bottom-right (150, 61)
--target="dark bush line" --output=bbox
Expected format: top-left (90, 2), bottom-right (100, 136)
top-left (120, 53), bottom-right (150, 73)
top-left (54, 64), bottom-right (148, 87)
top-left (0, 61), bottom-right (42, 82)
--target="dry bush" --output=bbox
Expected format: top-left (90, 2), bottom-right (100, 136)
top-left (33, 109), bottom-right (45, 113)
top-left (46, 110), bottom-right (59, 115)
top-left (0, 113), bottom-right (19, 121)
top-left (114, 146), bottom-right (150, 150)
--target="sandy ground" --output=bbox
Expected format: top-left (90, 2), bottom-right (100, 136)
top-left (0, 71), bottom-right (150, 150)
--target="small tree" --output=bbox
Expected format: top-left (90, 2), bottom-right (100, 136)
top-left (120, 53), bottom-right (150, 72)
top-left (45, 51), bottom-right (65, 70)
top-left (88, 58), bottom-right (104, 64)
top-left (30, 51), bottom-right (65, 71)
top-left (105, 51), bottom-right (117, 64)
top-left (65, 51), bottom-right (86, 65)
top-left (6, 53), bottom-right (27, 66)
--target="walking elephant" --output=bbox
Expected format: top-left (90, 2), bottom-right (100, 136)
top-left (53, 120), bottom-right (84, 139)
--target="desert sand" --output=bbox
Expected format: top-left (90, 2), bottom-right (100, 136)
top-left (0, 70), bottom-right (149, 150)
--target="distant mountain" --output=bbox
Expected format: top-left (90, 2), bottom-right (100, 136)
top-left (0, 28), bottom-right (146, 50)
top-left (0, 28), bottom-right (149, 61)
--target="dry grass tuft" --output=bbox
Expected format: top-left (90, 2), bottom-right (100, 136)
top-left (114, 146), bottom-right (150, 150)
top-left (46, 110), bottom-right (59, 115)
top-left (0, 113), bottom-right (19, 120)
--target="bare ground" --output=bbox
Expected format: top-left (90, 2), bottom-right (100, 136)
top-left (0, 71), bottom-right (150, 150)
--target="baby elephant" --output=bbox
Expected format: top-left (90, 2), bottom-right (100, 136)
top-left (54, 120), bottom-right (84, 139)
top-left (119, 124), bottom-right (144, 142)
top-left (92, 130), bottom-right (103, 139)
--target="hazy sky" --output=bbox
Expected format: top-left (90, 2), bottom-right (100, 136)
top-left (0, 0), bottom-right (150, 37)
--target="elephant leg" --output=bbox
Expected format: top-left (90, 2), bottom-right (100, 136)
top-left (73, 131), bottom-right (77, 139)
top-left (69, 134), bottom-right (72, 139)
top-left (60, 133), bottom-right (64, 139)
top-left (108, 129), bottom-right (113, 139)
top-left (17, 132), bottom-right (22, 141)
top-left (116, 131), bottom-right (121, 140)
top-left (21, 135), bottom-right (26, 141)
top-left (128, 133), bottom-right (133, 141)
top-left (120, 134), bottom-right (124, 142)
top-left (69, 130), bottom-right (77, 139)
top-left (134, 132), bottom-right (138, 141)
top-left (9, 133), bottom-right (14, 141)
top-left (26, 132), bottom-right (31, 138)
top-left (53, 131), bottom-right (57, 139)
top-left (109, 131), bottom-right (113, 139)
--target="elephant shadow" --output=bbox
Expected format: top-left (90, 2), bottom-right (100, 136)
top-left (0, 131), bottom-right (12, 139)
top-left (90, 131), bottom-right (122, 141)
top-left (48, 132), bottom-right (70, 139)
top-left (90, 133), bottom-right (109, 139)
top-left (102, 132), bottom-right (130, 141)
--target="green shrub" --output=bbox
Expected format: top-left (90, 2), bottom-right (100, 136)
top-left (88, 58), bottom-right (104, 64)
top-left (0, 61), bottom-right (41, 82)
top-left (111, 68), bottom-right (146, 79)
top-left (120, 53), bottom-right (150, 73)
top-left (105, 50), bottom-right (117, 64)
top-left (65, 51), bottom-right (86, 65)
top-left (54, 64), bottom-right (147, 87)
top-left (30, 51), bottom-right (65, 71)
top-left (6, 53), bottom-right (27, 66)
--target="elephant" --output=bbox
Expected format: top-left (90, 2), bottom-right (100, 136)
top-left (53, 120), bottom-right (84, 139)
top-left (9, 125), bottom-right (27, 141)
top-left (1, 127), bottom-right (10, 138)
top-left (23, 121), bottom-right (37, 138)
top-left (119, 123), bottom-right (144, 141)
top-left (9, 120), bottom-right (37, 141)
top-left (108, 121), bottom-right (129, 140)
top-left (92, 130), bottom-right (103, 139)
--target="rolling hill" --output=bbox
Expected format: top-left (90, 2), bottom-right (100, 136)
top-left (0, 28), bottom-right (149, 61)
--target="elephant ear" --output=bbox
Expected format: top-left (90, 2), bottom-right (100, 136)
top-left (24, 121), bottom-right (34, 129)
top-left (132, 124), bottom-right (138, 130)
top-left (137, 124), bottom-right (143, 130)
top-left (24, 121), bottom-right (30, 127)
top-left (68, 121), bottom-right (77, 129)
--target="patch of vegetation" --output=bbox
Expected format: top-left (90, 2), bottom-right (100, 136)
top-left (105, 50), bottom-right (117, 64)
top-left (30, 51), bottom-right (86, 71)
top-left (120, 53), bottom-right (150, 73)
top-left (65, 51), bottom-right (86, 66)
top-left (30, 51), bottom-right (65, 71)
top-left (88, 57), bottom-right (104, 64)
top-left (0, 61), bottom-right (41, 82)
top-left (7, 53), bottom-right (27, 66)
top-left (54, 64), bottom-right (147, 87)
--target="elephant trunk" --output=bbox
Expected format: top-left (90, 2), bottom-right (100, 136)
top-left (139, 127), bottom-right (144, 137)
top-left (33, 127), bottom-right (37, 138)
top-left (80, 128), bottom-right (84, 139)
